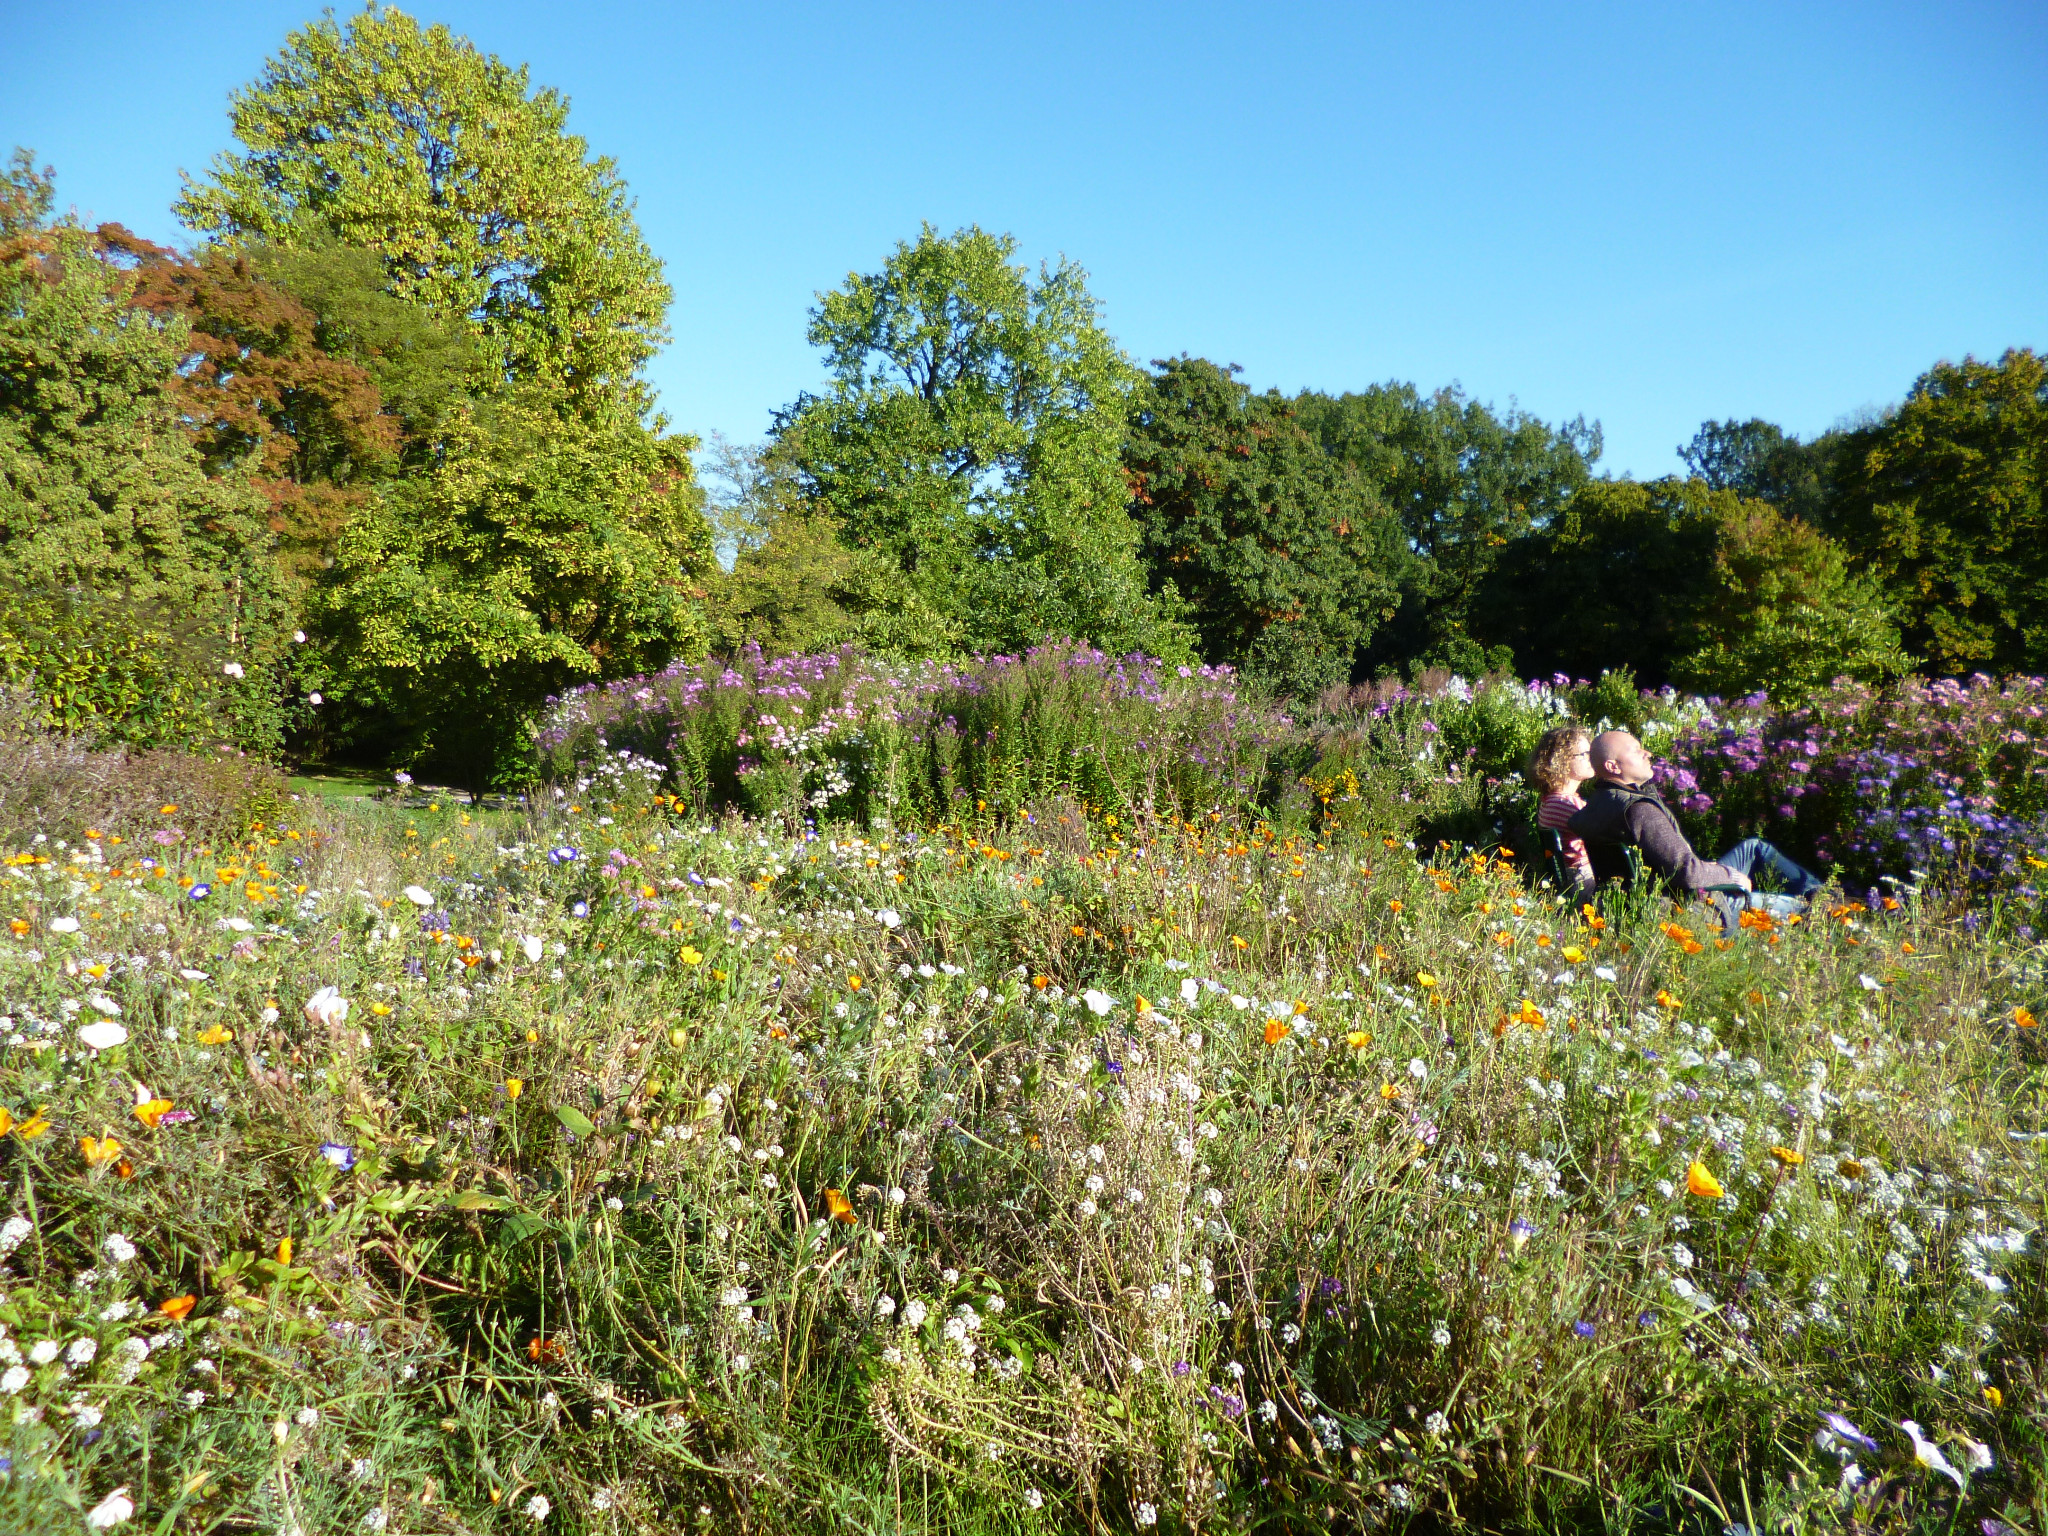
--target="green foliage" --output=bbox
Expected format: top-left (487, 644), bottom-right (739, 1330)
top-left (1677, 415), bottom-right (1831, 522)
top-left (310, 388), bottom-right (715, 789)
top-left (1126, 357), bottom-right (1405, 697)
top-left (1295, 383), bottom-right (1600, 673)
top-left (1825, 348), bottom-right (2048, 675)
top-left (0, 206), bottom-right (288, 753)
top-left (1478, 478), bottom-right (1909, 702)
top-left (174, 5), bottom-right (671, 416)
top-left (775, 223), bottom-right (1189, 658)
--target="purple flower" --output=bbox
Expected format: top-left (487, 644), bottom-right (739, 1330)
top-left (319, 1142), bottom-right (358, 1171)
top-left (571, 901), bottom-right (589, 918)
top-left (187, 883), bottom-right (211, 900)
top-left (1572, 1320), bottom-right (1596, 1339)
top-left (549, 846), bottom-right (581, 864)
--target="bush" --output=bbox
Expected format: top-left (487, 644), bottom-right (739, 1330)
top-left (538, 643), bottom-right (1303, 829)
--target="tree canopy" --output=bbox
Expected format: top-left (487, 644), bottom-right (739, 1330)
top-left (774, 224), bottom-right (1187, 658)
top-left (175, 6), bottom-right (670, 416)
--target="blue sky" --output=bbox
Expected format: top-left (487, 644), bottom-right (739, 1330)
top-left (6, 1), bottom-right (2043, 477)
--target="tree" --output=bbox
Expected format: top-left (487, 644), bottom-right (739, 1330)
top-left (1677, 417), bottom-right (1828, 522)
top-left (1294, 384), bottom-right (1599, 673)
top-left (1125, 357), bottom-right (1404, 696)
top-left (1823, 349), bottom-right (2048, 675)
top-left (1476, 478), bottom-right (1908, 701)
top-left (308, 387), bottom-right (714, 787)
top-left (1, 162), bottom-right (286, 750)
top-left (774, 224), bottom-right (1188, 658)
top-left (175, 7), bottom-right (670, 415)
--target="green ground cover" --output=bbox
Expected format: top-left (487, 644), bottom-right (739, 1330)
top-left (0, 772), bottom-right (2042, 1534)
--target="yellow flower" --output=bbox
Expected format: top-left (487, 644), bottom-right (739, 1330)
top-left (847, 974), bottom-right (862, 990)
top-left (1984, 1385), bottom-right (2003, 1409)
top-left (0, 1107), bottom-right (10, 1136)
top-left (1685, 1161), bottom-right (1725, 1200)
top-left (2016, 1006), bottom-right (2038, 1030)
top-left (197, 1024), bottom-right (233, 1046)
top-left (1415, 972), bottom-right (1436, 989)
top-left (504, 1078), bottom-right (524, 1101)
top-left (1263, 1018), bottom-right (1290, 1045)
top-left (132, 1096), bottom-right (173, 1129)
top-left (1560, 945), bottom-right (1587, 964)
top-left (1379, 1082), bottom-right (1402, 1100)
top-left (1768, 1146), bottom-right (1803, 1167)
top-left (13, 1108), bottom-right (49, 1140)
top-left (1345, 1030), bottom-right (1372, 1052)
top-left (678, 946), bottom-right (703, 965)
top-left (1134, 995), bottom-right (1151, 1014)
top-left (1655, 989), bottom-right (1683, 1010)
top-left (276, 1237), bottom-right (293, 1266)
top-left (369, 1002), bottom-right (392, 1017)
top-left (824, 1188), bottom-right (856, 1224)
top-left (1230, 935), bottom-right (1248, 950)
top-left (81, 1134), bottom-right (124, 1168)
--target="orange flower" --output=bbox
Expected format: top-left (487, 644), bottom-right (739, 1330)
top-left (1379, 1082), bottom-right (1402, 1100)
top-left (7, 919), bottom-right (26, 936)
top-left (824, 1187), bottom-right (856, 1224)
top-left (81, 1134), bottom-right (123, 1168)
top-left (1388, 899), bottom-right (1405, 915)
top-left (1513, 998), bottom-right (1546, 1030)
top-left (1685, 1161), bottom-right (1725, 1200)
top-left (1655, 989), bottom-right (1683, 1010)
top-left (132, 1095), bottom-right (173, 1129)
top-left (847, 974), bottom-right (862, 991)
top-left (1031, 975), bottom-right (1049, 990)
top-left (2015, 1007), bottom-right (2038, 1030)
top-left (11, 1108), bottom-right (49, 1140)
top-left (1230, 935), bottom-right (1249, 950)
top-left (526, 1335), bottom-right (566, 1363)
top-left (159, 1295), bottom-right (197, 1320)
top-left (1134, 995), bottom-right (1151, 1014)
top-left (1263, 1018), bottom-right (1290, 1045)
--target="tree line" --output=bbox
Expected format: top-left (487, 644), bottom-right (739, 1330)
top-left (4, 8), bottom-right (2042, 787)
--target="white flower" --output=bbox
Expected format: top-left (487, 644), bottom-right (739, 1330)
top-left (1179, 978), bottom-right (1200, 1006)
top-left (1084, 1174), bottom-right (1104, 1194)
top-left (1858, 974), bottom-right (1882, 992)
top-left (184, 1390), bottom-right (208, 1408)
top-left (259, 1006), bottom-right (279, 1025)
top-left (1082, 989), bottom-right (1115, 1016)
top-left (293, 630), bottom-right (307, 643)
top-left (361, 1511), bottom-right (388, 1532)
top-left (29, 1340), bottom-right (59, 1365)
top-left (49, 916), bottom-right (80, 934)
top-left (0, 1365), bottom-right (27, 1394)
top-left (876, 908), bottom-right (902, 929)
top-left (902, 1300), bottom-right (927, 1328)
top-left (403, 886), bottom-right (434, 906)
top-left (222, 661), bottom-right (245, 679)
top-left (719, 1286), bottom-right (749, 1307)
top-left (1430, 1322), bottom-right (1451, 1347)
top-left (104, 1234), bottom-right (136, 1265)
top-left (1077, 1199), bottom-right (1097, 1217)
top-left (875, 1295), bottom-right (896, 1318)
top-left (524, 1494), bottom-right (551, 1521)
top-left (295, 1406), bottom-right (320, 1427)
top-left (1672, 1243), bottom-right (1694, 1269)
top-left (303, 987), bottom-right (350, 1028)
top-left (86, 1488), bottom-right (135, 1528)
top-left (1961, 1438), bottom-right (1993, 1472)
top-left (78, 1020), bottom-right (129, 1051)
top-left (1407, 1057), bottom-right (1428, 1081)
top-left (0, 1216), bottom-right (30, 1256)
top-left (308, 693), bottom-right (323, 706)
top-left (67, 1337), bottom-right (97, 1366)
top-left (888, 1186), bottom-right (906, 1205)
top-left (1424, 1410), bottom-right (1450, 1436)
top-left (522, 935), bottom-right (544, 964)
top-left (1900, 1420), bottom-right (1964, 1487)
top-left (731, 1354), bottom-right (749, 1373)
top-left (1025, 1488), bottom-right (1044, 1509)
top-left (1594, 966), bottom-right (1618, 982)
top-left (1134, 1502), bottom-right (1157, 1526)
top-left (88, 993), bottom-right (120, 1015)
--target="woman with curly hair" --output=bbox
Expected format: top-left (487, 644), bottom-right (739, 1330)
top-left (1528, 724), bottom-right (1595, 895)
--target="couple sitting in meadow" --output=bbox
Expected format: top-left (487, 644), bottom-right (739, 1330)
top-left (1529, 724), bottom-right (1821, 925)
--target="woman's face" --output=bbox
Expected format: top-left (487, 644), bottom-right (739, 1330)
top-left (1565, 738), bottom-right (1592, 782)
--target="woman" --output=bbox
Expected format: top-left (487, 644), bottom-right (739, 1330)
top-left (1528, 724), bottom-right (1595, 897)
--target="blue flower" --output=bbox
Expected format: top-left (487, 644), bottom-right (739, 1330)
top-left (1572, 1320), bottom-right (1596, 1339)
top-left (318, 1142), bottom-right (358, 1171)
top-left (1819, 1412), bottom-right (1880, 1455)
top-left (187, 883), bottom-right (211, 900)
top-left (571, 901), bottom-right (589, 918)
top-left (1509, 1218), bottom-right (1536, 1251)
top-left (1636, 1311), bottom-right (1655, 1329)
top-left (549, 846), bottom-right (581, 864)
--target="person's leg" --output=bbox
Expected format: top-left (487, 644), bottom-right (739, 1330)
top-left (1718, 836), bottom-right (1823, 897)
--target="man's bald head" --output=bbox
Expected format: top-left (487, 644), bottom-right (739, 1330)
top-left (1589, 729), bottom-right (1654, 786)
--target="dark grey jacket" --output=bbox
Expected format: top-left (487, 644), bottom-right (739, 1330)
top-left (1568, 779), bottom-right (1741, 895)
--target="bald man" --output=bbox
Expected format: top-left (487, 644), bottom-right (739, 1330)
top-left (1570, 729), bottom-right (1821, 909)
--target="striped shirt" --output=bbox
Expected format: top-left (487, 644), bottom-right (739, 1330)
top-left (1537, 791), bottom-right (1594, 888)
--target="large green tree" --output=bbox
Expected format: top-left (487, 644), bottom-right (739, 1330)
top-left (1126, 357), bottom-right (1404, 696)
top-left (309, 387), bottom-right (714, 787)
top-left (175, 6), bottom-right (670, 415)
top-left (1677, 417), bottom-right (1830, 523)
top-left (1, 156), bottom-right (286, 749)
top-left (1294, 384), bottom-right (1600, 673)
top-left (1823, 348), bottom-right (2048, 675)
top-left (774, 224), bottom-right (1187, 658)
top-left (1475, 478), bottom-right (1909, 702)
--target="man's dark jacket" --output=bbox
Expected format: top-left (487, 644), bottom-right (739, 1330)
top-left (1568, 779), bottom-right (1741, 894)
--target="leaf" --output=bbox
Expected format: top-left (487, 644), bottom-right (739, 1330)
top-left (554, 1105), bottom-right (597, 1138)
top-left (448, 1190), bottom-right (510, 1212)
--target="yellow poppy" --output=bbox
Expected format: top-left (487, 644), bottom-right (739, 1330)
top-left (1263, 1018), bottom-right (1290, 1045)
top-left (504, 1079), bottom-right (523, 1101)
top-left (81, 1134), bottom-right (124, 1168)
top-left (824, 1188), bottom-right (856, 1224)
top-left (2016, 1007), bottom-right (2038, 1030)
top-left (678, 946), bottom-right (703, 965)
top-left (1685, 1161), bottom-right (1724, 1200)
top-left (196, 1024), bottom-right (233, 1046)
top-left (276, 1237), bottom-right (293, 1266)
top-left (132, 1097), bottom-right (173, 1129)
top-left (1345, 1030), bottom-right (1372, 1051)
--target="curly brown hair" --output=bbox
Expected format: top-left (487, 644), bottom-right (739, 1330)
top-left (1526, 724), bottom-right (1590, 794)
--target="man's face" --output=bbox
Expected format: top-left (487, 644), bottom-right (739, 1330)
top-left (1591, 730), bottom-right (1653, 784)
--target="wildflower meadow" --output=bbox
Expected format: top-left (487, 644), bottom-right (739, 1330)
top-left (0, 660), bottom-right (2043, 1535)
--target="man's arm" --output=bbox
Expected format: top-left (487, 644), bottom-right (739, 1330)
top-left (1624, 802), bottom-right (1749, 892)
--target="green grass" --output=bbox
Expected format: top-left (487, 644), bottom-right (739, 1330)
top-left (0, 792), bottom-right (2042, 1535)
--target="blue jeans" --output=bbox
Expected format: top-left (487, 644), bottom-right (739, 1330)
top-left (1717, 837), bottom-right (1823, 898)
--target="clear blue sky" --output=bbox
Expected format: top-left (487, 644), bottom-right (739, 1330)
top-left (6, 1), bottom-right (2043, 477)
